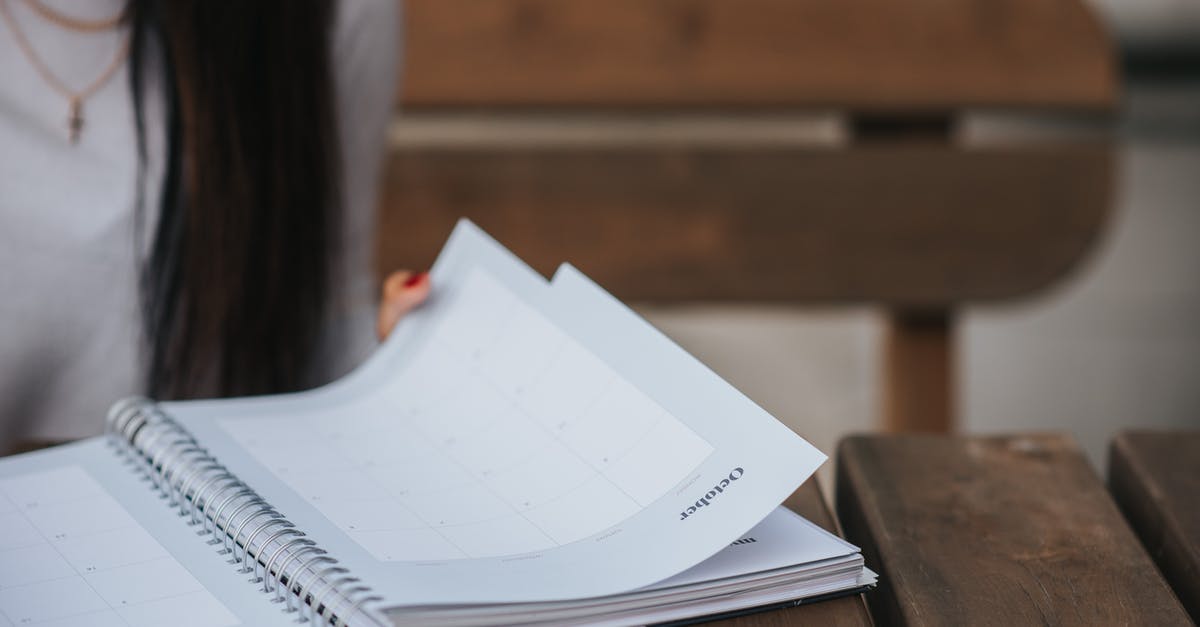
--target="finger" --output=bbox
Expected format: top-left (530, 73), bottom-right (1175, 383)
top-left (377, 270), bottom-right (431, 340)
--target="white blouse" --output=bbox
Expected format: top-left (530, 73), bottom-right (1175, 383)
top-left (0, 0), bottom-right (398, 445)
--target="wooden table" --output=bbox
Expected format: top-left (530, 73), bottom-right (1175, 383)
top-left (705, 478), bottom-right (872, 626)
top-left (1109, 431), bottom-right (1200, 623)
top-left (836, 433), bottom-right (1191, 626)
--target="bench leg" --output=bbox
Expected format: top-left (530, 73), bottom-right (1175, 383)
top-left (883, 309), bottom-right (954, 432)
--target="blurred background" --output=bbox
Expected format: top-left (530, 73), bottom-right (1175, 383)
top-left (381, 0), bottom-right (1200, 486)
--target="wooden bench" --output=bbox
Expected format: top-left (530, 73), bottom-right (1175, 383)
top-left (836, 433), bottom-right (1191, 625)
top-left (1109, 431), bottom-right (1200, 623)
top-left (399, 0), bottom-right (1115, 109)
top-left (382, 0), bottom-right (1120, 433)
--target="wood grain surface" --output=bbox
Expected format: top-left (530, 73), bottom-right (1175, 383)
top-left (836, 433), bottom-right (1191, 626)
top-left (400, 0), bottom-right (1117, 111)
top-left (1109, 431), bottom-right (1200, 623)
top-left (377, 141), bottom-right (1112, 308)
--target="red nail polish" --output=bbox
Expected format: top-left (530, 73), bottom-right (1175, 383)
top-left (403, 271), bottom-right (427, 288)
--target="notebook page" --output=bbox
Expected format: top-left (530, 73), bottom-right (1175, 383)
top-left (546, 262), bottom-right (832, 572)
top-left (650, 507), bottom-right (858, 589)
top-left (389, 507), bottom-right (867, 626)
top-left (166, 220), bottom-right (826, 606)
top-left (229, 267), bottom-right (714, 558)
top-left (0, 440), bottom-right (295, 627)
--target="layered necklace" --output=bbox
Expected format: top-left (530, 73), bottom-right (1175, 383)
top-left (0, 0), bottom-right (130, 144)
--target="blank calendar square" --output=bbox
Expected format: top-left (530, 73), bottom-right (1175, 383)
top-left (0, 577), bottom-right (108, 624)
top-left (116, 590), bottom-right (238, 627)
top-left (31, 609), bottom-right (128, 627)
top-left (604, 416), bottom-right (716, 506)
top-left (520, 341), bottom-right (614, 431)
top-left (318, 497), bottom-right (427, 532)
top-left (486, 445), bottom-right (596, 510)
top-left (361, 444), bottom-right (475, 495)
top-left (348, 527), bottom-right (467, 562)
top-left (400, 481), bottom-right (514, 527)
top-left (0, 469), bottom-right (97, 508)
top-left (0, 510), bottom-right (41, 551)
top-left (523, 474), bottom-right (641, 545)
top-left (0, 543), bottom-right (76, 588)
top-left (448, 406), bottom-right (556, 477)
top-left (56, 525), bottom-right (169, 573)
top-left (438, 515), bottom-right (554, 559)
top-left (85, 556), bottom-right (204, 606)
top-left (23, 495), bottom-right (137, 541)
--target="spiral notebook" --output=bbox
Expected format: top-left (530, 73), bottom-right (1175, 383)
top-left (0, 220), bottom-right (872, 626)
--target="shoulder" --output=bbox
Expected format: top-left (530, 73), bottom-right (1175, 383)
top-left (331, 0), bottom-right (400, 84)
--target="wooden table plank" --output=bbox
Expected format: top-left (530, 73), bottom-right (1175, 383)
top-left (1109, 431), bottom-right (1200, 623)
top-left (836, 433), bottom-right (1190, 626)
top-left (703, 478), bottom-right (872, 626)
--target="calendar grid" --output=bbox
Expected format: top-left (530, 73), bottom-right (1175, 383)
top-left (307, 401), bottom-right (560, 561)
top-left (222, 269), bottom-right (715, 562)
top-left (0, 478), bottom-right (134, 627)
top-left (0, 467), bottom-right (237, 627)
top-left (453, 342), bottom-right (660, 512)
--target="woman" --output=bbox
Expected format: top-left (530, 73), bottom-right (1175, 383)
top-left (0, 0), bottom-right (426, 449)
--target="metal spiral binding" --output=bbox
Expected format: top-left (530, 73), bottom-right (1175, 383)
top-left (105, 397), bottom-right (389, 627)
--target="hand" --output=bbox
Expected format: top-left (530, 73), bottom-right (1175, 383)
top-left (377, 270), bottom-right (431, 340)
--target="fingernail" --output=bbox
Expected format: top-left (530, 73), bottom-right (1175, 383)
top-left (403, 271), bottom-right (428, 288)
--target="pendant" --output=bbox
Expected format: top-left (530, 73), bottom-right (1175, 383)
top-left (68, 97), bottom-right (84, 144)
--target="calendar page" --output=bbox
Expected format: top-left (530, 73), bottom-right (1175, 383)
top-left (0, 441), bottom-right (299, 627)
top-left (168, 220), bottom-right (827, 607)
top-left (220, 268), bottom-right (715, 562)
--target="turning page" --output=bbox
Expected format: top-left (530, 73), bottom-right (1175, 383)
top-left (163, 220), bottom-right (827, 606)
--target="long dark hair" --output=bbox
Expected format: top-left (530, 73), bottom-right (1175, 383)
top-left (126, 1), bottom-right (340, 399)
